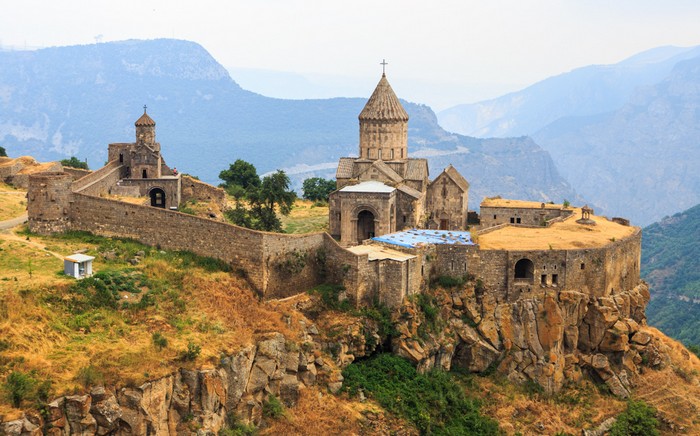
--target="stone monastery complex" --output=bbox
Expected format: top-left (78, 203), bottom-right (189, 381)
top-left (26, 72), bottom-right (641, 312)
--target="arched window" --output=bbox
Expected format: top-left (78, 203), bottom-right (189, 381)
top-left (514, 258), bottom-right (534, 282)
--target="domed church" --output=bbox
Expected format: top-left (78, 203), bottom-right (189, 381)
top-left (329, 70), bottom-right (470, 246)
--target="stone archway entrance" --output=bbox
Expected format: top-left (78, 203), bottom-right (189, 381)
top-left (149, 188), bottom-right (166, 208)
top-left (357, 210), bottom-right (375, 243)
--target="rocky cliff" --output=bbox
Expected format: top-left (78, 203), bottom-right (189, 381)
top-left (388, 280), bottom-right (657, 397)
top-left (314, 278), bottom-right (659, 400)
top-left (1, 331), bottom-right (344, 435)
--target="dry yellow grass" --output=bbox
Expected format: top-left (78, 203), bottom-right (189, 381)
top-left (0, 229), bottom-right (316, 415)
top-left (280, 200), bottom-right (329, 234)
top-left (634, 327), bottom-right (700, 434)
top-left (478, 208), bottom-right (638, 250)
top-left (260, 387), bottom-right (364, 435)
top-left (0, 183), bottom-right (26, 221)
top-left (477, 376), bottom-right (626, 435)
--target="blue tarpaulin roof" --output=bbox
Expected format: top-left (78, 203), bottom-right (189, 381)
top-left (372, 229), bottom-right (474, 248)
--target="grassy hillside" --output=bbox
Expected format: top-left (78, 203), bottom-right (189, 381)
top-left (642, 204), bottom-right (700, 345)
top-left (0, 228), bottom-right (307, 418)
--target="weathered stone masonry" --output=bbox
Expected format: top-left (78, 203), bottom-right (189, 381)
top-left (27, 171), bottom-right (365, 299)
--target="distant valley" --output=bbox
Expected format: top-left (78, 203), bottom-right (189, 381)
top-left (439, 45), bottom-right (700, 226)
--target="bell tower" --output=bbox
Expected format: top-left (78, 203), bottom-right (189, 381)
top-left (358, 61), bottom-right (409, 161)
top-left (135, 105), bottom-right (157, 149)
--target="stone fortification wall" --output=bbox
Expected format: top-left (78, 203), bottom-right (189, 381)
top-left (28, 172), bottom-right (371, 302)
top-left (69, 193), bottom-right (269, 292)
top-left (473, 229), bottom-right (641, 302)
top-left (603, 229), bottom-right (642, 296)
top-left (117, 177), bottom-right (181, 209)
top-left (321, 234), bottom-right (375, 305)
top-left (262, 233), bottom-right (327, 298)
top-left (480, 205), bottom-right (571, 228)
top-left (0, 158), bottom-right (24, 179)
top-left (62, 167), bottom-right (92, 181)
top-left (27, 172), bottom-right (74, 234)
top-left (432, 244), bottom-right (479, 278)
top-left (181, 175), bottom-right (226, 209)
top-left (71, 161), bottom-right (124, 195)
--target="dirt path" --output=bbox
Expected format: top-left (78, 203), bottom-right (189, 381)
top-left (0, 212), bottom-right (63, 260)
top-left (0, 213), bottom-right (28, 230)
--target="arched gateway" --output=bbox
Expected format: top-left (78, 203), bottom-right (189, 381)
top-left (357, 210), bottom-right (375, 243)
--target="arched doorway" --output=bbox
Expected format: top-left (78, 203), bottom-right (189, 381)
top-left (357, 210), bottom-right (375, 243)
top-left (149, 188), bottom-right (166, 208)
top-left (514, 258), bottom-right (534, 282)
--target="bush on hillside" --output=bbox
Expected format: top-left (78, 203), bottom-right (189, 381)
top-left (609, 399), bottom-right (659, 436)
top-left (342, 354), bottom-right (499, 435)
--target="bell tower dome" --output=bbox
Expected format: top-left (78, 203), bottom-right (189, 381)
top-left (358, 65), bottom-right (409, 161)
top-left (135, 105), bottom-right (157, 148)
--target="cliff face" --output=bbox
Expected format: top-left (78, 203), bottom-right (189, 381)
top-left (1, 332), bottom-right (343, 435)
top-left (387, 280), bottom-right (655, 397)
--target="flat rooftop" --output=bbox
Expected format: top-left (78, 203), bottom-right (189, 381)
top-left (347, 244), bottom-right (416, 261)
top-left (478, 208), bottom-right (637, 250)
top-left (481, 198), bottom-right (564, 210)
top-left (339, 180), bottom-right (395, 194)
top-left (372, 229), bottom-right (475, 248)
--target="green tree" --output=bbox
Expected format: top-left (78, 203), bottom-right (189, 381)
top-left (302, 177), bottom-right (336, 202)
top-left (248, 170), bottom-right (296, 232)
top-left (0, 146), bottom-right (6, 157)
top-left (219, 159), bottom-right (261, 193)
top-left (60, 156), bottom-right (89, 170)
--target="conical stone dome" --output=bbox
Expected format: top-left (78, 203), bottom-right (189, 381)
top-left (358, 74), bottom-right (409, 161)
top-left (135, 111), bottom-right (156, 127)
top-left (359, 74), bottom-right (409, 122)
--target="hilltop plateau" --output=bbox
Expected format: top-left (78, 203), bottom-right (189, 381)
top-left (1, 182), bottom-right (699, 435)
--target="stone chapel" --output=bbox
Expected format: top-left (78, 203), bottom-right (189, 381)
top-left (329, 72), bottom-right (470, 246)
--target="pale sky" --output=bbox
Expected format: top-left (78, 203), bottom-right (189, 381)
top-left (2, 0), bottom-right (700, 109)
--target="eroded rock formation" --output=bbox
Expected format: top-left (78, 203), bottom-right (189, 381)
top-left (1, 332), bottom-right (342, 436)
top-left (389, 280), bottom-right (655, 397)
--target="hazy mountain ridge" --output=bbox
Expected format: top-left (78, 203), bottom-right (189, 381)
top-left (0, 39), bottom-right (581, 209)
top-left (437, 44), bottom-right (700, 225)
top-left (642, 203), bottom-right (700, 345)
top-left (533, 55), bottom-right (700, 225)
top-left (438, 45), bottom-right (700, 138)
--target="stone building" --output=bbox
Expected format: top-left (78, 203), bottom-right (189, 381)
top-left (106, 108), bottom-right (182, 209)
top-left (328, 73), bottom-right (469, 246)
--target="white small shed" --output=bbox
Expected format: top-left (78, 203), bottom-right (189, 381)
top-left (64, 254), bottom-right (95, 279)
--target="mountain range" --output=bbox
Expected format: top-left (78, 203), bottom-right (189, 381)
top-left (0, 39), bottom-right (580, 209)
top-left (438, 45), bottom-right (700, 225)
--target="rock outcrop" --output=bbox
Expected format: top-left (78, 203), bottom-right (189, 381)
top-left (1, 333), bottom-right (336, 436)
top-left (390, 280), bottom-right (653, 396)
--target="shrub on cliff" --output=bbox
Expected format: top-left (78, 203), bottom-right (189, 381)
top-left (609, 399), bottom-right (659, 436)
top-left (1, 371), bottom-right (51, 409)
top-left (342, 354), bottom-right (499, 435)
top-left (0, 146), bottom-right (6, 157)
